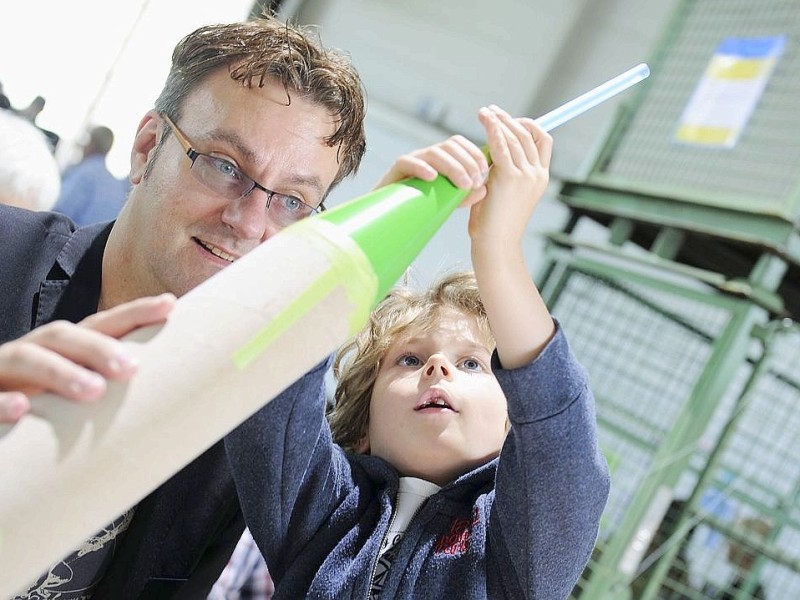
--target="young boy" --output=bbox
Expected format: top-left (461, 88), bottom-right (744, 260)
top-left (226, 105), bottom-right (610, 598)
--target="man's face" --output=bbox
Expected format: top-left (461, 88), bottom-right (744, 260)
top-left (119, 70), bottom-right (341, 300)
top-left (365, 308), bottom-right (508, 486)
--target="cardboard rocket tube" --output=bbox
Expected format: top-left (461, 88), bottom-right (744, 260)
top-left (0, 174), bottom-right (470, 596)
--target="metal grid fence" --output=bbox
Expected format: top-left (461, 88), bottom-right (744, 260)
top-left (555, 267), bottom-right (800, 598)
top-left (593, 0), bottom-right (800, 221)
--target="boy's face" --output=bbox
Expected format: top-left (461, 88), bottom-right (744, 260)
top-left (365, 307), bottom-right (508, 486)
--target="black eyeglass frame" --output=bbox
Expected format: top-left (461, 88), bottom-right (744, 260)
top-left (160, 113), bottom-right (326, 216)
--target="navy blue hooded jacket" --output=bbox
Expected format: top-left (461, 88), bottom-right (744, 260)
top-left (227, 324), bottom-right (610, 599)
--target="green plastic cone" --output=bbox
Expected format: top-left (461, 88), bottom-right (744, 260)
top-left (319, 174), bottom-right (472, 305)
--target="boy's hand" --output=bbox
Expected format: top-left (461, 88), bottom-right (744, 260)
top-left (373, 105), bottom-right (552, 251)
top-left (467, 105), bottom-right (552, 250)
top-left (0, 293), bottom-right (176, 423)
top-left (373, 133), bottom-right (491, 208)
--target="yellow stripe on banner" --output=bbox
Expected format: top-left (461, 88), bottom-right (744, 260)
top-left (708, 57), bottom-right (771, 80)
top-left (675, 124), bottom-right (734, 145)
top-left (233, 219), bottom-right (377, 370)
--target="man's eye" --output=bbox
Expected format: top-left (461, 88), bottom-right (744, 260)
top-left (211, 157), bottom-right (241, 180)
top-left (275, 193), bottom-right (306, 213)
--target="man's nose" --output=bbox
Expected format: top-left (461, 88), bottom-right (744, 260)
top-left (220, 190), bottom-right (278, 242)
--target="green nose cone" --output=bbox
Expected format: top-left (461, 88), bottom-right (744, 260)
top-left (318, 174), bottom-right (470, 305)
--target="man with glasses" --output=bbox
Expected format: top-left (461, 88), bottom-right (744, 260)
top-left (0, 14), bottom-right (366, 598)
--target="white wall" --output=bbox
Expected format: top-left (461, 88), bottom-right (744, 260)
top-left (295, 0), bottom-right (591, 143)
top-left (291, 0), bottom-right (679, 284)
top-left (526, 0), bottom-right (679, 178)
top-left (290, 0), bottom-right (677, 177)
top-left (0, 0), bottom-right (255, 177)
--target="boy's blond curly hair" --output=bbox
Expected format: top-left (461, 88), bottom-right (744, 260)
top-left (329, 271), bottom-right (494, 451)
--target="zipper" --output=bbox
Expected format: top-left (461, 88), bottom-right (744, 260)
top-left (364, 498), bottom-right (430, 599)
top-left (365, 503), bottom-right (398, 600)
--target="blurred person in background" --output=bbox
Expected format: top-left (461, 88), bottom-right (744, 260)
top-left (0, 109), bottom-right (60, 210)
top-left (15, 94), bottom-right (46, 122)
top-left (0, 80), bottom-right (11, 110)
top-left (14, 94), bottom-right (60, 150)
top-left (53, 124), bottom-right (131, 226)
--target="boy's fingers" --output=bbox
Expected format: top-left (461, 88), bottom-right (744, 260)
top-left (458, 187), bottom-right (488, 209)
top-left (518, 117), bottom-right (553, 168)
top-left (446, 136), bottom-right (489, 187)
top-left (488, 105), bottom-right (531, 165)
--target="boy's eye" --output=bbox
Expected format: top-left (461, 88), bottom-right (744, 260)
top-left (398, 354), bottom-right (421, 367)
top-left (460, 358), bottom-right (483, 372)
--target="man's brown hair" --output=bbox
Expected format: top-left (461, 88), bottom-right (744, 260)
top-left (154, 13), bottom-right (366, 187)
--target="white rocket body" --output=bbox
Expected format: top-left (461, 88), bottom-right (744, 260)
top-left (0, 220), bottom-right (376, 596)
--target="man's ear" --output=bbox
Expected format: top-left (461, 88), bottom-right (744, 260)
top-left (129, 110), bottom-right (162, 185)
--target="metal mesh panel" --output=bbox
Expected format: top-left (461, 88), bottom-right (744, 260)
top-left (683, 326), bottom-right (800, 598)
top-left (547, 243), bottom-right (800, 599)
top-left (596, 0), bottom-right (800, 220)
top-left (621, 325), bottom-right (800, 598)
top-left (551, 270), bottom-right (730, 535)
top-left (556, 268), bottom-right (760, 598)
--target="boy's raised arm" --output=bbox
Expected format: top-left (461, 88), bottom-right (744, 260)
top-left (372, 104), bottom-right (555, 369)
top-left (468, 106), bottom-right (555, 369)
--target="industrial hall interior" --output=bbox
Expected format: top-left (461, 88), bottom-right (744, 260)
top-left (0, 0), bottom-right (799, 598)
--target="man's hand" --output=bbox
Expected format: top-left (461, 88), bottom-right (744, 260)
top-left (0, 293), bottom-right (176, 423)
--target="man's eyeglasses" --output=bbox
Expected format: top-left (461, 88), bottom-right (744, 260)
top-left (161, 113), bottom-right (324, 227)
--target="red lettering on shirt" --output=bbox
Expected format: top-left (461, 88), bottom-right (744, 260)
top-left (433, 509), bottom-right (480, 556)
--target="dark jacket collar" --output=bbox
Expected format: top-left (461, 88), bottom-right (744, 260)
top-left (36, 221), bottom-right (114, 327)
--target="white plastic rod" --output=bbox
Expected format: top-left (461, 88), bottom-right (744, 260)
top-left (535, 63), bottom-right (650, 132)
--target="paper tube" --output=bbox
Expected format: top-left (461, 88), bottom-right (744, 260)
top-left (0, 174), bottom-right (470, 595)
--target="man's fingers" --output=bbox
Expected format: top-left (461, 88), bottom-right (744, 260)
top-left (0, 340), bottom-right (109, 400)
top-left (0, 295), bottom-right (173, 405)
top-left (20, 321), bottom-right (139, 380)
top-left (80, 293), bottom-right (176, 338)
top-left (0, 295), bottom-right (174, 424)
top-left (0, 392), bottom-right (30, 423)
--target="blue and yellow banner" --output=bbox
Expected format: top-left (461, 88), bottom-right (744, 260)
top-left (675, 36), bottom-right (786, 148)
